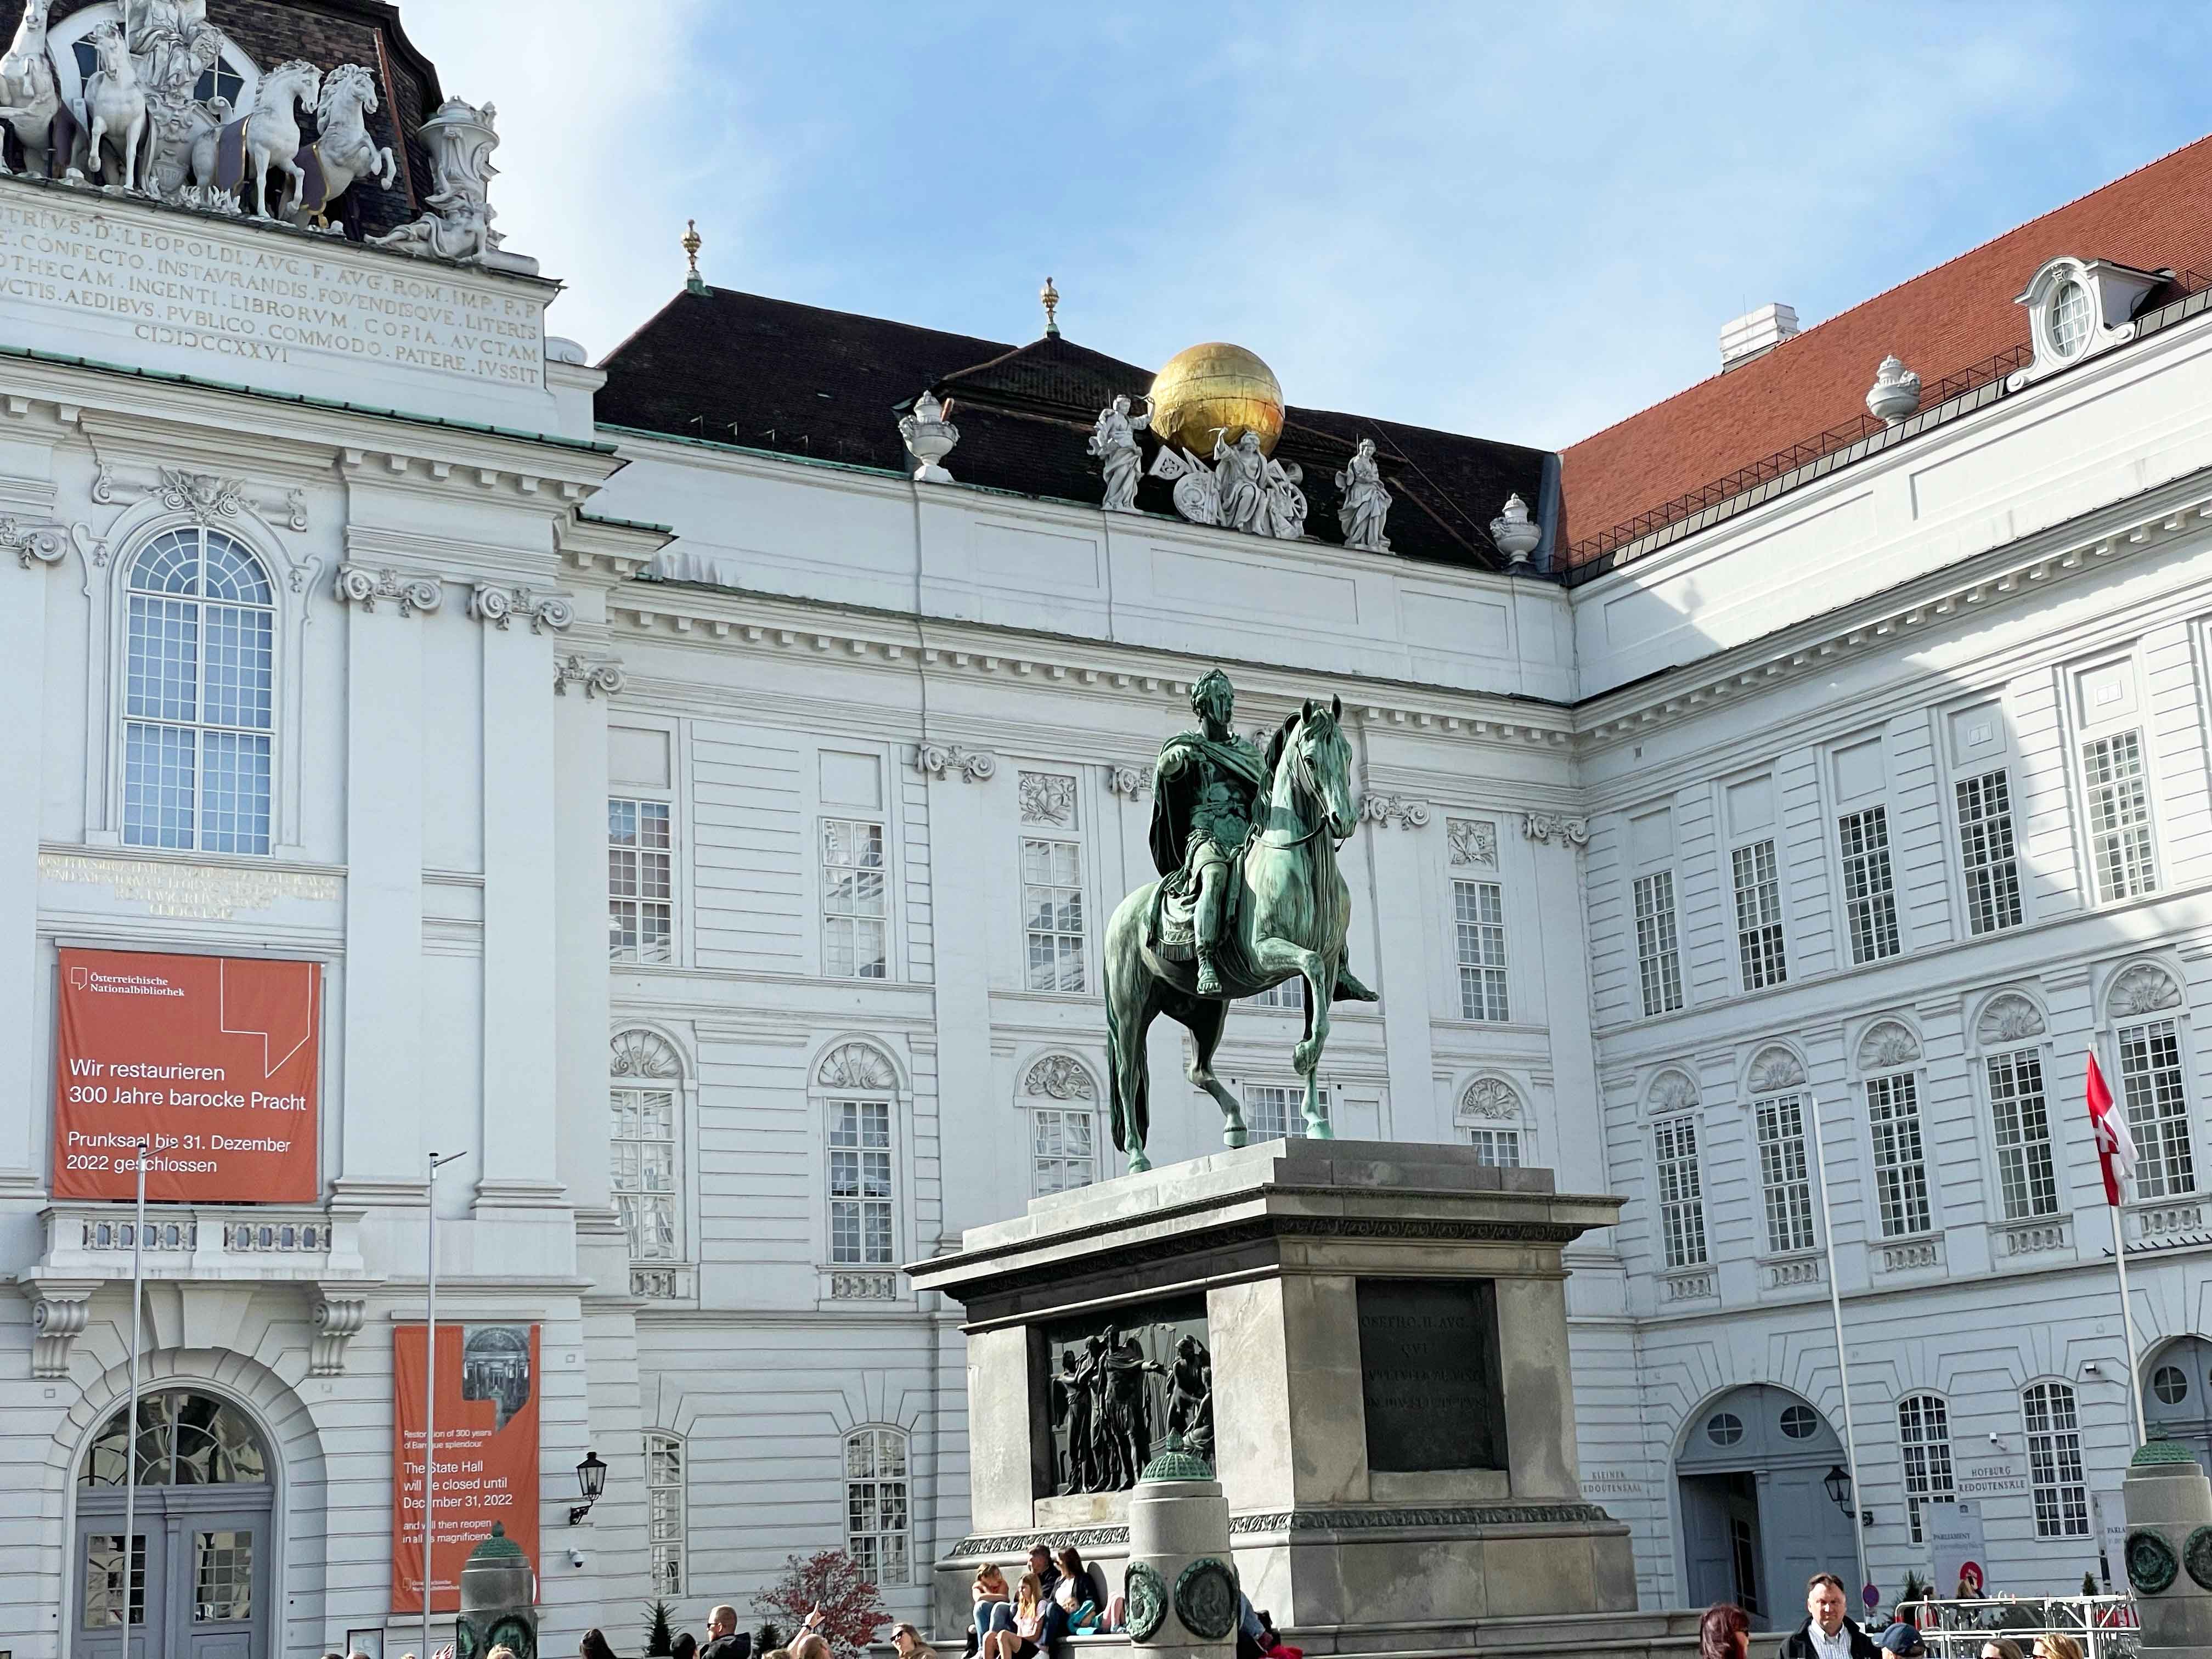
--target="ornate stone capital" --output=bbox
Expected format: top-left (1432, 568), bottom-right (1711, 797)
top-left (470, 583), bottom-right (575, 633)
top-left (554, 653), bottom-right (626, 698)
top-left (1358, 794), bottom-right (1430, 830)
top-left (1107, 763), bottom-right (1152, 801)
top-left (310, 1291), bottom-right (367, 1377)
top-left (0, 516), bottom-right (67, 568)
top-left (156, 466), bottom-right (248, 525)
top-left (1522, 812), bottom-right (1589, 847)
top-left (29, 1282), bottom-right (97, 1379)
top-left (335, 564), bottom-right (444, 616)
top-left (914, 742), bottom-right (996, 783)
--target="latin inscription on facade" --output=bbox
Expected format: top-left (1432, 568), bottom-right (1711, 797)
top-left (41, 853), bottom-right (342, 921)
top-left (0, 196), bottom-right (544, 389)
top-left (1356, 1278), bottom-right (1508, 1472)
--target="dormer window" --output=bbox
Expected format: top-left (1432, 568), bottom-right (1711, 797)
top-left (2009, 255), bottom-right (2168, 390)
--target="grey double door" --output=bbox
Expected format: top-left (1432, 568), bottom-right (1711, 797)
top-left (74, 1484), bottom-right (272, 1659)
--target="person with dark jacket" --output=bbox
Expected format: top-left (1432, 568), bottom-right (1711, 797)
top-left (702, 1606), bottom-right (752, 1659)
top-left (1777, 1575), bottom-right (1881, 1659)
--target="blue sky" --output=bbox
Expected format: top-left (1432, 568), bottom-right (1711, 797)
top-left (411, 2), bottom-right (2212, 449)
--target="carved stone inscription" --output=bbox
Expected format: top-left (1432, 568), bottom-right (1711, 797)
top-left (1355, 1278), bottom-right (1507, 1474)
top-left (0, 196), bottom-right (544, 387)
top-left (1036, 1294), bottom-right (1209, 1496)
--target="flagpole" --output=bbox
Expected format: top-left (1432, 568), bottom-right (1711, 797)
top-left (119, 1137), bottom-right (146, 1659)
top-left (2111, 1201), bottom-right (2147, 1446)
top-left (2087, 1053), bottom-right (2148, 1448)
top-left (424, 1148), bottom-right (467, 1657)
top-left (1805, 1092), bottom-right (1871, 1607)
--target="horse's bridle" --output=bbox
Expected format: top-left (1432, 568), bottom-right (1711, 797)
top-left (1256, 723), bottom-right (1351, 850)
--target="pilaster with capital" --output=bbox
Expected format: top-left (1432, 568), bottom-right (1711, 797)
top-left (0, 515), bottom-right (61, 1186)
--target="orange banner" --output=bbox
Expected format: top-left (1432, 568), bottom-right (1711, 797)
top-left (54, 947), bottom-right (320, 1203)
top-left (392, 1322), bottom-right (541, 1611)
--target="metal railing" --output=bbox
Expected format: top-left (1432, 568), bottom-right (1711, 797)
top-left (1897, 1594), bottom-right (2139, 1658)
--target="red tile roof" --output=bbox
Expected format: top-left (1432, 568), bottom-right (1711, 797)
top-left (1558, 131), bottom-right (2212, 568)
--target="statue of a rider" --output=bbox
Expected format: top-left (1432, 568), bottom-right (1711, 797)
top-left (1150, 669), bottom-right (1268, 996)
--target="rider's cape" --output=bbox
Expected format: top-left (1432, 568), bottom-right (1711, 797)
top-left (1145, 730), bottom-right (1268, 975)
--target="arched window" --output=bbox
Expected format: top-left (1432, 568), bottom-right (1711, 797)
top-left (121, 528), bottom-right (276, 854)
top-left (844, 1426), bottom-right (910, 1584)
top-left (1747, 1048), bottom-right (1816, 1256)
top-left (1024, 1055), bottom-right (1097, 1197)
top-left (1860, 1022), bottom-right (1932, 1239)
top-left (821, 1044), bottom-right (898, 1266)
top-left (2108, 964), bottom-right (2193, 1200)
top-left (646, 1431), bottom-right (686, 1596)
top-left (1458, 1077), bottom-right (1524, 1168)
top-left (1977, 993), bottom-right (2060, 1222)
top-left (1897, 1393), bottom-right (1955, 1544)
top-left (53, 5), bottom-right (258, 115)
top-left (2022, 1381), bottom-right (2090, 1538)
top-left (82, 1388), bottom-right (269, 1486)
top-left (611, 1030), bottom-right (683, 1297)
top-left (1648, 1071), bottom-right (1707, 1272)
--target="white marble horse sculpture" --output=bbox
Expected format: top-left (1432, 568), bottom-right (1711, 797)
top-left (0, 0), bottom-right (64, 179)
top-left (187, 58), bottom-right (319, 218)
top-left (81, 21), bottom-right (150, 191)
top-left (291, 63), bottom-right (393, 226)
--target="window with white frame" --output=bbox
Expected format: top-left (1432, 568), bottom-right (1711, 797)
top-left (2023, 1381), bottom-right (2090, 1538)
top-left (2081, 730), bottom-right (2158, 902)
top-left (1459, 1077), bottom-right (1523, 1167)
top-left (1246, 1083), bottom-right (1323, 1142)
top-left (646, 1432), bottom-right (685, 1596)
top-left (1024, 1053), bottom-right (1099, 1197)
top-left (822, 817), bottom-right (888, 979)
top-left (1752, 1092), bottom-right (1817, 1255)
top-left (1731, 840), bottom-right (1787, 990)
top-left (2118, 1017), bottom-right (2195, 1199)
top-left (1250, 977), bottom-right (1305, 1010)
top-left (828, 1097), bottom-right (894, 1265)
top-left (1453, 878), bottom-right (1509, 1021)
top-left (121, 528), bottom-right (276, 855)
top-left (1955, 769), bottom-right (2023, 934)
top-left (845, 1426), bottom-right (910, 1583)
top-left (1987, 1048), bottom-right (2061, 1220)
top-left (608, 798), bottom-right (673, 963)
top-left (610, 1031), bottom-right (682, 1292)
top-left (1837, 806), bottom-right (1901, 964)
top-left (1866, 1071), bottom-right (1933, 1237)
top-left (1652, 1114), bottom-right (1708, 1269)
top-left (1021, 838), bottom-right (1085, 992)
top-left (1633, 871), bottom-right (1684, 1017)
top-left (1897, 1394), bottom-right (1955, 1545)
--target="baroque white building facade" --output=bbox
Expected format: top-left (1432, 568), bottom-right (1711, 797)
top-left (4, 5), bottom-right (2212, 1650)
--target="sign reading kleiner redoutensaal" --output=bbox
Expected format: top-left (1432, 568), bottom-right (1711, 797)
top-left (55, 948), bottom-right (320, 1203)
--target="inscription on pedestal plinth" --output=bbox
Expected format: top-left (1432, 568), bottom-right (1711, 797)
top-left (1355, 1278), bottom-right (1507, 1472)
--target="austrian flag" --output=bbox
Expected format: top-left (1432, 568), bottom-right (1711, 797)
top-left (2086, 1054), bottom-right (2139, 1206)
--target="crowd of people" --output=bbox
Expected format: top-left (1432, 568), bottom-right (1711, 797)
top-left (1700, 1574), bottom-right (2092, 1659)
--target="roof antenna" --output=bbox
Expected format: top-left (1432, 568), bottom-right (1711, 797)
top-left (684, 220), bottom-right (705, 295)
top-left (1040, 276), bottom-right (1060, 338)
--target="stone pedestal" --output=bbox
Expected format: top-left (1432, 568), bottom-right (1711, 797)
top-left (911, 1139), bottom-right (1696, 1657)
top-left (2123, 1439), bottom-right (2212, 1656)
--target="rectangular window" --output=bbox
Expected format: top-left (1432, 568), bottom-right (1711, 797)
top-left (1867, 1072), bottom-right (1933, 1237)
top-left (1987, 1049), bottom-right (2061, 1220)
top-left (1753, 1093), bottom-right (1818, 1254)
top-left (2118, 1019), bottom-right (2196, 1199)
top-left (1838, 806), bottom-right (1902, 964)
top-left (82, 1533), bottom-right (146, 1628)
top-left (1465, 1127), bottom-right (1522, 1167)
top-left (1021, 838), bottom-right (1085, 992)
top-left (608, 798), bottom-right (673, 964)
top-left (610, 1087), bottom-right (678, 1264)
top-left (1731, 840), bottom-right (1787, 990)
top-left (1955, 769), bottom-right (2023, 934)
top-left (845, 1429), bottom-right (910, 1584)
top-left (1652, 1116), bottom-right (1708, 1269)
top-left (822, 817), bottom-right (888, 979)
top-left (647, 1434), bottom-right (685, 1597)
top-left (2082, 731), bottom-right (2158, 901)
top-left (1031, 1107), bottom-right (1095, 1196)
top-left (828, 1099), bottom-right (894, 1264)
top-left (1454, 879), bottom-right (1509, 1021)
top-left (1633, 871), bottom-right (1684, 1017)
top-left (1246, 1084), bottom-right (1323, 1142)
top-left (2024, 1383), bottom-right (2091, 1538)
top-left (1898, 1395), bottom-right (1956, 1545)
top-left (1251, 977), bottom-right (1305, 1011)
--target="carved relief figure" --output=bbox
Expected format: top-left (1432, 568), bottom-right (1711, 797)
top-left (1088, 394), bottom-right (1150, 514)
top-left (1098, 1327), bottom-right (1165, 1487)
top-left (1335, 436), bottom-right (1392, 551)
top-left (1164, 1335), bottom-right (1214, 1459)
top-left (1051, 1347), bottom-right (1097, 1494)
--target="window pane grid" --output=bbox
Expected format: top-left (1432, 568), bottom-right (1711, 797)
top-left (1022, 837), bottom-right (1086, 993)
top-left (1867, 1071), bottom-right (1933, 1237)
top-left (1248, 1084), bottom-right (1319, 1142)
top-left (611, 1087), bottom-right (679, 1266)
top-left (830, 1099), bottom-right (894, 1263)
top-left (1956, 769), bottom-right (2023, 933)
top-left (1753, 1093), bottom-right (1817, 1254)
top-left (82, 1533), bottom-right (147, 1628)
top-left (2024, 1383), bottom-right (2090, 1537)
top-left (823, 818), bottom-right (888, 979)
top-left (647, 1432), bottom-right (685, 1596)
top-left (1633, 871), bottom-right (1684, 1016)
top-left (1466, 1127), bottom-right (1521, 1167)
top-left (845, 1428), bottom-right (910, 1585)
top-left (1032, 1107), bottom-right (1095, 1195)
top-left (608, 798), bottom-right (674, 964)
top-left (2083, 731), bottom-right (2158, 901)
top-left (1653, 1116), bottom-right (1708, 1269)
top-left (1454, 879), bottom-right (1509, 1022)
top-left (2119, 1019), bottom-right (2195, 1199)
top-left (1731, 840), bottom-right (1787, 989)
top-left (1988, 1049), bottom-right (2061, 1219)
top-left (1838, 806), bottom-right (1901, 963)
top-left (1898, 1395), bottom-right (1955, 1545)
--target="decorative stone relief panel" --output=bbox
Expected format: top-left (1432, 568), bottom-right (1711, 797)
top-left (2108, 963), bottom-right (2182, 1018)
top-left (1647, 1070), bottom-right (1700, 1114)
top-left (819, 1042), bottom-right (898, 1091)
top-left (612, 1029), bottom-right (683, 1080)
top-left (1747, 1046), bottom-right (1806, 1092)
top-left (1447, 817), bottom-right (1498, 868)
top-left (1024, 1055), bottom-right (1095, 1099)
top-left (1857, 1019), bottom-right (1921, 1071)
top-left (1019, 772), bottom-right (1077, 827)
top-left (1458, 1076), bottom-right (1522, 1121)
top-left (1977, 991), bottom-right (2046, 1044)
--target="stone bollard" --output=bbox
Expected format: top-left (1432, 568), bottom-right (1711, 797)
top-left (456, 1521), bottom-right (539, 1659)
top-left (2121, 1437), bottom-right (2212, 1658)
top-left (1125, 1442), bottom-right (1238, 1659)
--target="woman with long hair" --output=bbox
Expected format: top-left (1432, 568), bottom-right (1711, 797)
top-left (989, 1571), bottom-right (1047, 1659)
top-left (1699, 1604), bottom-right (1751, 1659)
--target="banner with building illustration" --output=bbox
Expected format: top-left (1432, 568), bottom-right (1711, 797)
top-left (392, 1322), bottom-right (541, 1610)
top-left (54, 947), bottom-right (321, 1202)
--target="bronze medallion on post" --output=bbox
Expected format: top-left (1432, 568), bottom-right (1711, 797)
top-left (2128, 1528), bottom-right (2180, 1595)
top-left (2185, 1525), bottom-right (2212, 1592)
top-left (1124, 1561), bottom-right (1169, 1641)
top-left (1173, 1557), bottom-right (1240, 1641)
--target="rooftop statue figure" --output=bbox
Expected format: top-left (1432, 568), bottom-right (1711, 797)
top-left (1088, 394), bottom-right (1150, 514)
top-left (1336, 436), bottom-right (1393, 551)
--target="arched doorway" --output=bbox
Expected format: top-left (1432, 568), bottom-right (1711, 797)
top-left (72, 1387), bottom-right (274, 1659)
top-left (1676, 1384), bottom-right (1859, 1628)
top-left (2145, 1336), bottom-right (2212, 1477)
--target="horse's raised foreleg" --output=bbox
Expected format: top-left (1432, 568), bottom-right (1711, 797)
top-left (1170, 990), bottom-right (1246, 1148)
